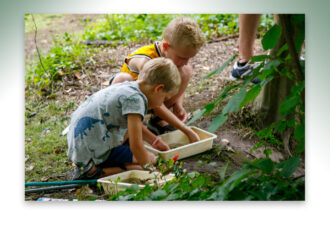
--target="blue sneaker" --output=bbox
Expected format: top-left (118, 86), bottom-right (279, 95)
top-left (229, 60), bottom-right (261, 84)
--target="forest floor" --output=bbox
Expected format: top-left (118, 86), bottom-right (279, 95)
top-left (24, 14), bottom-right (304, 201)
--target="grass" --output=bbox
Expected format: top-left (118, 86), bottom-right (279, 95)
top-left (25, 14), bottom-right (63, 33)
top-left (25, 97), bottom-right (77, 182)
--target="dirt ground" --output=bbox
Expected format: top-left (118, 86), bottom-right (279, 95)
top-left (25, 14), bottom-right (304, 200)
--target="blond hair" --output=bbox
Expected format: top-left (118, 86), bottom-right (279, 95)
top-left (138, 57), bottom-right (181, 92)
top-left (163, 16), bottom-right (206, 50)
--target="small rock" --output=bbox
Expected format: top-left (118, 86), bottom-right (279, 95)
top-left (41, 176), bottom-right (49, 182)
top-left (221, 138), bottom-right (230, 146)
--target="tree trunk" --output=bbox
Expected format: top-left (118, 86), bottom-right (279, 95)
top-left (254, 14), bottom-right (303, 128)
top-left (253, 14), bottom-right (304, 156)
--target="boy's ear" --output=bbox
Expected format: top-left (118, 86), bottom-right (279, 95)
top-left (154, 84), bottom-right (165, 93)
top-left (162, 41), bottom-right (170, 51)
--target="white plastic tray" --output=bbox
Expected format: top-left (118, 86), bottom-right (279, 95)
top-left (145, 126), bottom-right (217, 160)
top-left (97, 170), bottom-right (174, 195)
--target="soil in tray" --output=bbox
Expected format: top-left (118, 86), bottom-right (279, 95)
top-left (120, 177), bottom-right (155, 185)
top-left (168, 143), bottom-right (186, 149)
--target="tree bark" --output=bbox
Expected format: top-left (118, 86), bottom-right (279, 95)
top-left (254, 14), bottom-right (303, 128)
top-left (253, 14), bottom-right (304, 156)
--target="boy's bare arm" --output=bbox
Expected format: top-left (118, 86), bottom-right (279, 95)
top-left (164, 64), bottom-right (191, 121)
top-left (127, 57), bottom-right (150, 73)
top-left (141, 125), bottom-right (170, 151)
top-left (127, 114), bottom-right (154, 166)
top-left (153, 104), bottom-right (200, 143)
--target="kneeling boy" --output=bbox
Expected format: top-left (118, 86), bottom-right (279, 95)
top-left (67, 58), bottom-right (181, 179)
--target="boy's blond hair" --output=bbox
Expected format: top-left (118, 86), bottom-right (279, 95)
top-left (138, 57), bottom-right (181, 92)
top-left (162, 16), bottom-right (206, 50)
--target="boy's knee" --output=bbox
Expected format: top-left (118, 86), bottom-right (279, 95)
top-left (111, 72), bottom-right (134, 85)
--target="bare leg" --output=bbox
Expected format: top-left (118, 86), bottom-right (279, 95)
top-left (238, 14), bottom-right (261, 63)
top-left (100, 152), bottom-right (156, 177)
top-left (101, 164), bottom-right (145, 177)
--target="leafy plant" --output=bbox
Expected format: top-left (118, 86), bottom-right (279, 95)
top-left (189, 15), bottom-right (305, 156)
top-left (105, 155), bottom-right (304, 201)
top-left (83, 14), bottom-right (274, 43)
top-left (26, 32), bottom-right (89, 95)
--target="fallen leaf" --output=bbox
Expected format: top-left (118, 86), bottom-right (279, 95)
top-left (102, 80), bottom-right (109, 86)
top-left (74, 72), bottom-right (81, 79)
top-left (26, 164), bottom-right (34, 171)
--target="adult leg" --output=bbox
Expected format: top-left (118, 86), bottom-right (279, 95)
top-left (238, 14), bottom-right (261, 63)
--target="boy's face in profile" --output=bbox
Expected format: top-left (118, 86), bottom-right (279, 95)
top-left (165, 44), bottom-right (198, 68)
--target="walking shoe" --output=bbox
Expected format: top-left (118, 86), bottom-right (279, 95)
top-left (229, 60), bottom-right (261, 84)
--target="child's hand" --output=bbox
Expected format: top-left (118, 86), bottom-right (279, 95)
top-left (185, 128), bottom-right (200, 143)
top-left (173, 104), bottom-right (188, 122)
top-left (152, 136), bottom-right (170, 151)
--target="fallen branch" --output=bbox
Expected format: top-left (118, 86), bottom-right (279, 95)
top-left (207, 34), bottom-right (239, 43)
top-left (31, 14), bottom-right (49, 77)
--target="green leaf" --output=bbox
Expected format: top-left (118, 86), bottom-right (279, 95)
top-left (279, 95), bottom-right (300, 116)
top-left (264, 148), bottom-right (272, 158)
top-left (281, 156), bottom-right (300, 178)
top-left (216, 167), bottom-right (251, 200)
top-left (296, 140), bottom-right (305, 153)
top-left (294, 123), bottom-right (305, 140)
top-left (165, 193), bottom-right (180, 201)
top-left (239, 84), bottom-right (261, 108)
top-left (186, 108), bottom-right (206, 125)
top-left (257, 68), bottom-right (273, 82)
top-left (202, 54), bottom-right (237, 79)
top-left (187, 172), bottom-right (197, 178)
top-left (189, 188), bottom-right (201, 197)
top-left (249, 158), bottom-right (274, 173)
top-left (150, 189), bottom-right (167, 200)
top-left (276, 120), bottom-right (287, 132)
top-left (209, 114), bottom-right (227, 133)
top-left (223, 86), bottom-right (247, 114)
top-left (287, 119), bottom-right (296, 127)
top-left (250, 55), bottom-right (269, 62)
top-left (260, 76), bottom-right (274, 87)
top-left (263, 59), bottom-right (281, 71)
top-left (291, 81), bottom-right (305, 95)
top-left (262, 24), bottom-right (282, 50)
top-left (217, 162), bottom-right (228, 181)
top-left (213, 84), bottom-right (240, 105)
top-left (208, 162), bottom-right (217, 167)
top-left (276, 44), bottom-right (288, 56)
top-left (192, 176), bottom-right (206, 187)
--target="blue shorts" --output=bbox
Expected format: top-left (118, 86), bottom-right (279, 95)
top-left (97, 145), bottom-right (133, 169)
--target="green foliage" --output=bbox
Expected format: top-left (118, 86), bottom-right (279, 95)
top-left (25, 14), bottom-right (63, 33)
top-left (83, 14), bottom-right (177, 44)
top-left (189, 16), bottom-right (305, 155)
top-left (25, 99), bottom-right (77, 182)
top-left (106, 156), bottom-right (304, 201)
top-left (83, 14), bottom-right (274, 44)
top-left (26, 32), bottom-right (89, 94)
top-left (202, 54), bottom-right (237, 79)
top-left (261, 24), bottom-right (282, 50)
